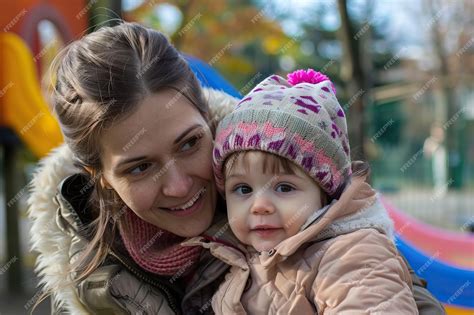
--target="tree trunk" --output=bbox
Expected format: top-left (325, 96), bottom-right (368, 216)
top-left (427, 0), bottom-right (463, 189)
top-left (337, 0), bottom-right (366, 160)
top-left (3, 144), bottom-right (23, 293)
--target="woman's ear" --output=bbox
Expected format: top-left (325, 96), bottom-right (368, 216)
top-left (83, 166), bottom-right (112, 190)
top-left (83, 166), bottom-right (94, 175)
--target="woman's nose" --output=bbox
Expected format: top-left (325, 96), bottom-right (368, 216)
top-left (160, 163), bottom-right (192, 198)
top-left (250, 194), bottom-right (276, 215)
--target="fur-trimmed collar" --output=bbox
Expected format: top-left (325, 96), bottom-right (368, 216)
top-left (27, 87), bottom-right (238, 314)
top-left (313, 195), bottom-right (394, 242)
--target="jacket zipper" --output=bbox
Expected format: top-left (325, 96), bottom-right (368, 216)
top-left (109, 250), bottom-right (180, 314)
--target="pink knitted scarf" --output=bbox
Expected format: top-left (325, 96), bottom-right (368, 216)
top-left (118, 208), bottom-right (202, 276)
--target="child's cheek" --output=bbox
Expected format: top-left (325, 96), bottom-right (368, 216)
top-left (227, 208), bottom-right (246, 237)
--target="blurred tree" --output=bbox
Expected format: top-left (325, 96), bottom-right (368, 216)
top-left (337, 0), bottom-right (367, 159)
top-left (420, 0), bottom-right (472, 189)
top-left (124, 0), bottom-right (409, 164)
top-left (89, 0), bottom-right (122, 31)
top-left (262, 0), bottom-right (398, 160)
top-left (125, 0), bottom-right (290, 89)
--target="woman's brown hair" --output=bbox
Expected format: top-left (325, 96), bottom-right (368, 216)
top-left (49, 22), bottom-right (209, 295)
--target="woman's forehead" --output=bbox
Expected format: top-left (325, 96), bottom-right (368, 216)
top-left (100, 91), bottom-right (206, 168)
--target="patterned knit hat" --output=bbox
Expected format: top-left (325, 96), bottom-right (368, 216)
top-left (213, 69), bottom-right (351, 196)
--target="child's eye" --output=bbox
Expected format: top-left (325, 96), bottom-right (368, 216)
top-left (275, 183), bottom-right (295, 193)
top-left (233, 184), bottom-right (253, 195)
top-left (129, 163), bottom-right (151, 175)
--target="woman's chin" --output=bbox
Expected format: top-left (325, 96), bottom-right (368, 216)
top-left (138, 186), bottom-right (216, 237)
top-left (168, 199), bottom-right (215, 237)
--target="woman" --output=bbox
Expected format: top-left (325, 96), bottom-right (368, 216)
top-left (28, 22), bottom-right (445, 314)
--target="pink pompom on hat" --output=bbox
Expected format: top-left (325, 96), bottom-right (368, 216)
top-left (213, 69), bottom-right (351, 196)
top-left (287, 68), bottom-right (336, 94)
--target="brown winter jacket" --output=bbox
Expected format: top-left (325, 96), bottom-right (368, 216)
top-left (184, 176), bottom-right (425, 314)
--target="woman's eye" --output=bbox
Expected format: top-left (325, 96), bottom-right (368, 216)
top-left (129, 163), bottom-right (151, 175)
top-left (275, 184), bottom-right (295, 193)
top-left (234, 185), bottom-right (252, 195)
top-left (180, 135), bottom-right (201, 152)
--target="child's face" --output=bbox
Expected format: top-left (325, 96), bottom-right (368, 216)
top-left (224, 151), bottom-right (323, 252)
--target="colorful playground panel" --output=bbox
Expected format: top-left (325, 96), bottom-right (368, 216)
top-left (0, 33), bottom-right (63, 157)
top-left (384, 199), bottom-right (474, 314)
top-left (383, 198), bottom-right (474, 269)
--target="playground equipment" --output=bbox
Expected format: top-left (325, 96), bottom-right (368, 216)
top-left (0, 33), bottom-right (62, 157)
top-left (1, 1), bottom-right (87, 158)
top-left (396, 235), bottom-right (474, 315)
top-left (384, 199), bottom-right (474, 314)
top-left (383, 198), bottom-right (474, 269)
top-left (1, 2), bottom-right (89, 294)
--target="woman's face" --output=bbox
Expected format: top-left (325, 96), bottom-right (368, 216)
top-left (100, 90), bottom-right (217, 237)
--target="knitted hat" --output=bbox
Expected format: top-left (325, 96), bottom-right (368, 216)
top-left (213, 69), bottom-right (351, 196)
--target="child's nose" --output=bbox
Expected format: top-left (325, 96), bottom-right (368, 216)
top-left (250, 194), bottom-right (276, 215)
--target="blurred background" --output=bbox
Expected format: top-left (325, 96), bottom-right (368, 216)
top-left (0, 0), bottom-right (473, 314)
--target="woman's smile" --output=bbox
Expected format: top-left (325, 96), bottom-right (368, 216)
top-left (159, 187), bottom-right (207, 217)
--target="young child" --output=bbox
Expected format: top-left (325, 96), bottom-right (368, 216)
top-left (185, 69), bottom-right (418, 314)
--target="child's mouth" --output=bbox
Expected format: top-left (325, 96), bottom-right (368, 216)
top-left (251, 225), bottom-right (282, 237)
